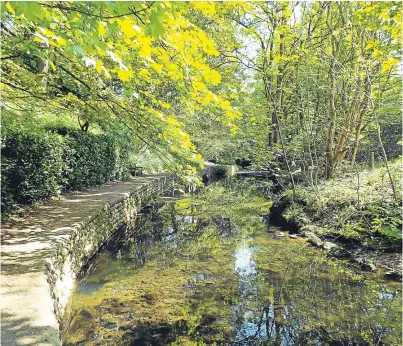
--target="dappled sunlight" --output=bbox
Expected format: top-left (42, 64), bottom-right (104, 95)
top-left (1, 1), bottom-right (401, 345)
top-left (1, 175), bottom-right (171, 345)
top-left (1, 312), bottom-right (60, 346)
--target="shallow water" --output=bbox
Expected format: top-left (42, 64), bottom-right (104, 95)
top-left (63, 180), bottom-right (402, 346)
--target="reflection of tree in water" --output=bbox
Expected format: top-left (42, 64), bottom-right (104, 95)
top-left (236, 233), bottom-right (402, 346)
top-left (64, 182), bottom-right (402, 346)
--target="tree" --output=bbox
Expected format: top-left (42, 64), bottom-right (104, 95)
top-left (1, 1), bottom-right (241, 181)
top-left (213, 1), bottom-right (401, 179)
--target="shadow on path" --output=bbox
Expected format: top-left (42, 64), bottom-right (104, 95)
top-left (1, 312), bottom-right (60, 346)
top-left (1, 174), bottom-right (170, 346)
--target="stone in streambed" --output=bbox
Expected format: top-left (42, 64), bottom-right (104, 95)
top-left (79, 309), bottom-right (93, 319)
top-left (362, 262), bottom-right (377, 272)
top-left (330, 247), bottom-right (351, 259)
top-left (303, 231), bottom-right (323, 247)
top-left (355, 257), bottom-right (377, 272)
top-left (289, 234), bottom-right (298, 239)
top-left (322, 241), bottom-right (338, 250)
top-left (384, 271), bottom-right (402, 281)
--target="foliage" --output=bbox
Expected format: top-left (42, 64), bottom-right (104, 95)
top-left (1, 1), bottom-right (401, 233)
top-left (1, 1), bottom-right (243, 180)
top-left (64, 130), bottom-right (129, 189)
top-left (215, 2), bottom-right (401, 177)
top-left (1, 126), bottom-right (129, 216)
top-left (366, 205), bottom-right (402, 241)
top-left (127, 149), bottom-right (166, 174)
top-left (282, 203), bottom-right (309, 227)
top-left (282, 160), bottom-right (402, 249)
top-left (1, 126), bottom-right (66, 213)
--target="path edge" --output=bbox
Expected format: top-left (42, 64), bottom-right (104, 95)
top-left (44, 175), bottom-right (174, 342)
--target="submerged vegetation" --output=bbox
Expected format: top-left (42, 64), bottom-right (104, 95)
top-left (64, 182), bottom-right (402, 345)
top-left (1, 2), bottom-right (401, 344)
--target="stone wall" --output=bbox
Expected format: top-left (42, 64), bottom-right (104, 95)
top-left (45, 175), bottom-right (174, 323)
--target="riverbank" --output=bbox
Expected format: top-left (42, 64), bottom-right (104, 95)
top-left (1, 174), bottom-right (173, 346)
top-left (63, 180), bottom-right (401, 345)
top-left (270, 161), bottom-right (402, 278)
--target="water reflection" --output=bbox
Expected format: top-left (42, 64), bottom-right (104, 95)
top-left (234, 243), bottom-right (257, 278)
top-left (63, 181), bottom-right (402, 346)
top-left (233, 242), bottom-right (265, 344)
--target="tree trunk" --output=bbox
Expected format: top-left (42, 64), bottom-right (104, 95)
top-left (351, 74), bottom-right (371, 165)
top-left (325, 5), bottom-right (340, 179)
top-left (368, 151), bottom-right (375, 170)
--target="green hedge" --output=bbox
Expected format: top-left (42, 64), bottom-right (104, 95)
top-left (1, 128), bottom-right (130, 215)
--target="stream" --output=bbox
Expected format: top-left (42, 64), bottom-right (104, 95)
top-left (62, 179), bottom-right (402, 346)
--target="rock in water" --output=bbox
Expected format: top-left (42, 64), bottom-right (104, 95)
top-left (79, 309), bottom-right (93, 319)
top-left (322, 241), bottom-right (338, 250)
top-left (330, 247), bottom-right (351, 259)
top-left (362, 262), bottom-right (377, 272)
top-left (303, 231), bottom-right (324, 247)
top-left (384, 271), bottom-right (402, 281)
top-left (289, 234), bottom-right (298, 239)
top-left (355, 257), bottom-right (377, 272)
top-left (276, 231), bottom-right (285, 237)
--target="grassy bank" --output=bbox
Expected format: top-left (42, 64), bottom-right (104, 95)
top-left (279, 159), bottom-right (402, 252)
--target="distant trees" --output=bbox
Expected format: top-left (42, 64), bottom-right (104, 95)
top-left (221, 1), bottom-right (401, 179)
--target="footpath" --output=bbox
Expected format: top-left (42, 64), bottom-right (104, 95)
top-left (1, 174), bottom-right (170, 346)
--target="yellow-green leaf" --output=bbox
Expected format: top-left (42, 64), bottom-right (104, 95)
top-left (98, 23), bottom-right (106, 37)
top-left (5, 2), bottom-right (15, 15)
top-left (120, 17), bottom-right (136, 38)
top-left (381, 57), bottom-right (400, 72)
top-left (95, 60), bottom-right (103, 74)
top-left (118, 69), bottom-right (133, 81)
top-left (49, 60), bottom-right (56, 71)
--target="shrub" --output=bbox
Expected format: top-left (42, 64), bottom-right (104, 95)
top-left (283, 203), bottom-right (309, 227)
top-left (1, 129), bottom-right (65, 213)
top-left (64, 131), bottom-right (113, 190)
top-left (1, 127), bottom-right (130, 216)
top-left (279, 161), bottom-right (402, 249)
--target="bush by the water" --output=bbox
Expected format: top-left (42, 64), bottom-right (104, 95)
top-left (1, 127), bottom-right (130, 216)
top-left (281, 160), bottom-right (402, 250)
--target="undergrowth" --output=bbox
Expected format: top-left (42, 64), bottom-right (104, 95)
top-left (282, 159), bottom-right (402, 251)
